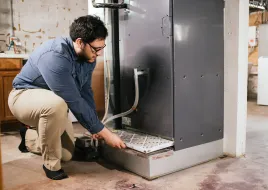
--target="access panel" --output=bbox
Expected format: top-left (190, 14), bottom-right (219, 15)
top-left (173, 0), bottom-right (224, 150)
top-left (118, 0), bottom-right (173, 139)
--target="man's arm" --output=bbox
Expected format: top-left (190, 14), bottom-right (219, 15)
top-left (81, 78), bottom-right (97, 114)
top-left (38, 51), bottom-right (126, 149)
top-left (38, 51), bottom-right (104, 134)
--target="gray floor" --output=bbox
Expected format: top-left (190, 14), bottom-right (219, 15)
top-left (1, 100), bottom-right (268, 190)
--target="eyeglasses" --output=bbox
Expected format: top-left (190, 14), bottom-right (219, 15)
top-left (87, 43), bottom-right (106, 54)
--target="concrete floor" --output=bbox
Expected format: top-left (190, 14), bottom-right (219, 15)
top-left (1, 100), bottom-right (268, 190)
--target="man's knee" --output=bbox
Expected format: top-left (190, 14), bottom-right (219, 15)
top-left (61, 148), bottom-right (73, 162)
top-left (46, 97), bottom-right (68, 118)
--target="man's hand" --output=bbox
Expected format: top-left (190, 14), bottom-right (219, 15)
top-left (92, 134), bottom-right (103, 140)
top-left (97, 127), bottom-right (126, 149)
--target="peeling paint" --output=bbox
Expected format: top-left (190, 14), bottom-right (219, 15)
top-left (1, 0), bottom-right (88, 53)
top-left (24, 41), bottom-right (27, 54)
top-left (13, 27), bottom-right (17, 31)
top-left (6, 33), bottom-right (10, 36)
top-left (22, 29), bottom-right (42, 34)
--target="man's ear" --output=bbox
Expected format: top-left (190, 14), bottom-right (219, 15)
top-left (75, 38), bottom-right (85, 49)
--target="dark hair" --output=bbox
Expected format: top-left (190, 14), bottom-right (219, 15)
top-left (70, 15), bottom-right (108, 43)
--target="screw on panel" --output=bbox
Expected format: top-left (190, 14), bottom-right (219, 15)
top-left (201, 133), bottom-right (204, 136)
top-left (183, 75), bottom-right (186, 79)
top-left (201, 75), bottom-right (204, 78)
top-left (216, 74), bottom-right (219, 77)
top-left (180, 138), bottom-right (183, 141)
top-left (219, 129), bottom-right (222, 132)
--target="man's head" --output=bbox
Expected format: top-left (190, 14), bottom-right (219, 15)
top-left (70, 15), bottom-right (108, 62)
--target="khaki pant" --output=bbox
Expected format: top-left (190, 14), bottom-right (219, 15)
top-left (8, 89), bottom-right (75, 171)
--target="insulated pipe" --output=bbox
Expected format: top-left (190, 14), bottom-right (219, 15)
top-left (111, 0), bottom-right (122, 128)
top-left (92, 0), bottom-right (128, 128)
top-left (101, 59), bottom-right (111, 123)
top-left (103, 69), bottom-right (140, 125)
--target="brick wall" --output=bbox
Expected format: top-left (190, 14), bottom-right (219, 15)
top-left (0, 0), bottom-right (88, 53)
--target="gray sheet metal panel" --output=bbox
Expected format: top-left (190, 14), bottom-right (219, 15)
top-left (118, 0), bottom-right (174, 138)
top-left (173, 0), bottom-right (224, 150)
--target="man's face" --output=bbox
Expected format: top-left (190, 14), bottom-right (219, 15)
top-left (78, 38), bottom-right (106, 62)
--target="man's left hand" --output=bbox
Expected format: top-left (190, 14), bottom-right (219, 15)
top-left (92, 134), bottom-right (103, 140)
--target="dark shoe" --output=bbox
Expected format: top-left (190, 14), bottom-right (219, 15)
top-left (43, 165), bottom-right (68, 180)
top-left (18, 127), bottom-right (29, 153)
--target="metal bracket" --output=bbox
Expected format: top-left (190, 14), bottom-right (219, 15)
top-left (161, 15), bottom-right (172, 37)
top-left (92, 0), bottom-right (128, 9)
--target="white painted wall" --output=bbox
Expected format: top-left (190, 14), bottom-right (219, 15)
top-left (0, 0), bottom-right (88, 53)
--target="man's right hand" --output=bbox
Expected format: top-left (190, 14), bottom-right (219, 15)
top-left (97, 127), bottom-right (126, 149)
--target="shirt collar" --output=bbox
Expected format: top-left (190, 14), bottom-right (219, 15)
top-left (67, 37), bottom-right (78, 61)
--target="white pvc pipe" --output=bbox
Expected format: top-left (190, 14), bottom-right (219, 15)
top-left (103, 68), bottom-right (140, 125)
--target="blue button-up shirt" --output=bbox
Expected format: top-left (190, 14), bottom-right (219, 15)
top-left (13, 37), bottom-right (104, 134)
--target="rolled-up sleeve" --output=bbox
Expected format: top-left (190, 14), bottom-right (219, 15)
top-left (37, 51), bottom-right (104, 134)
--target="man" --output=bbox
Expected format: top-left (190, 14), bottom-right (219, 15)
top-left (8, 15), bottom-right (126, 180)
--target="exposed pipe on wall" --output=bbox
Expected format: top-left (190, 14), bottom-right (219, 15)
top-left (10, 0), bottom-right (14, 37)
top-left (92, 0), bottom-right (127, 128)
top-left (92, 0), bottom-right (127, 9)
top-left (111, 0), bottom-right (122, 128)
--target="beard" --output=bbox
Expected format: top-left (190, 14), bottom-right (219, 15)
top-left (77, 50), bottom-right (90, 60)
top-left (77, 48), bottom-right (96, 62)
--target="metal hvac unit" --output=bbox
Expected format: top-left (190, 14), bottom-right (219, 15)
top-left (119, 0), bottom-right (224, 150)
top-left (93, 0), bottom-right (224, 179)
